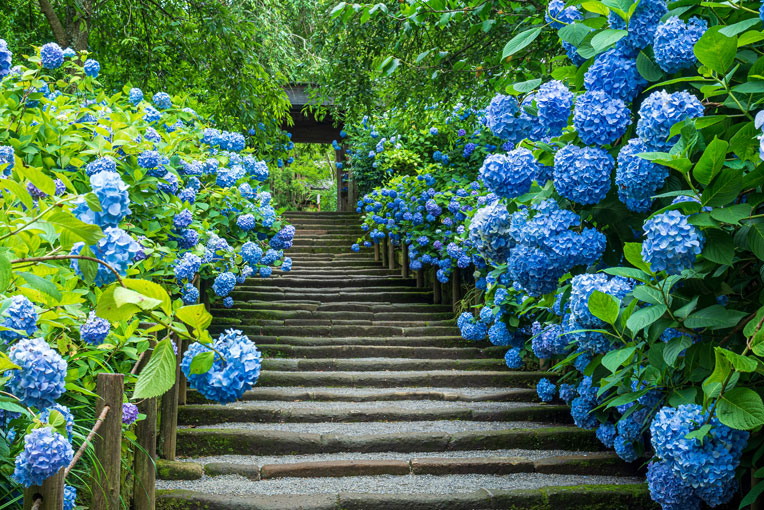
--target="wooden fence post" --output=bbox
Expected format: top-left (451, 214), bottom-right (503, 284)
top-left (433, 271), bottom-right (442, 305)
top-left (159, 334), bottom-right (180, 461)
top-left (374, 242), bottom-right (380, 263)
top-left (177, 338), bottom-right (187, 406)
top-left (388, 241), bottom-right (395, 271)
top-left (381, 237), bottom-right (388, 267)
top-left (416, 269), bottom-right (424, 288)
top-left (23, 468), bottom-right (64, 510)
top-left (401, 248), bottom-right (409, 279)
top-left (451, 270), bottom-right (461, 314)
top-left (90, 373), bottom-right (124, 510)
top-left (133, 397), bottom-right (157, 510)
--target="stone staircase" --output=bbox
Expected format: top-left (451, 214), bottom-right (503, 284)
top-left (155, 211), bottom-right (655, 510)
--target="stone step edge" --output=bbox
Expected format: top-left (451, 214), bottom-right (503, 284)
top-left (176, 427), bottom-right (604, 457)
top-left (176, 403), bottom-right (571, 426)
top-left (156, 484), bottom-right (655, 510)
top-left (156, 453), bottom-right (637, 481)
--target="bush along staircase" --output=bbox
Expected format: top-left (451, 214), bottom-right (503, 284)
top-left (154, 212), bottom-right (654, 510)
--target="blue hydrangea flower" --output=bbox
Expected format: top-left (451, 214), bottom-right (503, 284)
top-left (457, 312), bottom-right (488, 341)
top-left (12, 427), bottom-right (73, 487)
top-left (241, 241), bottom-right (263, 265)
top-left (531, 323), bottom-right (569, 358)
top-left (546, 0), bottom-right (583, 28)
top-left (89, 170), bottom-right (131, 227)
top-left (129, 87), bottom-right (144, 105)
top-left (137, 150), bottom-right (160, 169)
top-left (0, 145), bottom-right (14, 175)
top-left (646, 461), bottom-right (701, 510)
top-left (216, 164), bottom-right (245, 188)
top-left (85, 156), bottom-right (116, 176)
top-left (7, 337), bottom-right (67, 409)
top-left (40, 43), bottom-right (64, 69)
top-left (536, 378), bottom-right (556, 402)
top-left (488, 321), bottom-right (512, 346)
top-left (616, 138), bottom-right (669, 212)
top-left (281, 257), bottom-right (292, 272)
top-left (181, 329), bottom-right (262, 404)
top-left (584, 49), bottom-right (647, 103)
top-left (182, 283), bottom-right (199, 305)
top-left (223, 297), bottom-right (234, 308)
top-left (80, 311), bottom-right (110, 345)
top-left (573, 90), bottom-right (631, 146)
top-left (174, 252), bottom-right (201, 283)
top-left (596, 422), bottom-right (617, 448)
top-left (83, 58), bottom-right (100, 77)
top-left (653, 17), bottom-right (706, 73)
top-left (569, 273), bottom-right (632, 328)
top-left (158, 172), bottom-right (179, 194)
top-left (143, 105), bottom-right (161, 123)
top-left (535, 80), bottom-right (573, 133)
top-left (64, 485), bottom-right (76, 510)
top-left (237, 214), bottom-right (256, 231)
top-left (636, 90), bottom-right (704, 150)
top-left (0, 40), bottom-right (13, 79)
top-left (479, 149), bottom-right (539, 199)
top-left (40, 404), bottom-right (74, 441)
top-left (467, 201), bottom-right (513, 265)
top-left (153, 91), bottom-right (172, 109)
top-left (485, 94), bottom-right (523, 142)
top-left (122, 402), bottom-right (139, 425)
top-left (558, 383), bottom-right (577, 404)
top-left (213, 272), bottom-right (236, 297)
top-left (642, 210), bottom-right (704, 274)
top-left (608, 0), bottom-right (668, 56)
top-left (614, 435), bottom-right (638, 462)
top-left (0, 295), bottom-right (38, 342)
top-left (173, 209), bottom-right (193, 230)
top-left (71, 227), bottom-right (140, 286)
top-left (553, 144), bottom-right (614, 205)
top-left (270, 226), bottom-right (295, 250)
top-left (504, 348), bottom-right (523, 369)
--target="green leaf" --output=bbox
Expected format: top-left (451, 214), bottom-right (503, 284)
top-left (45, 211), bottom-right (103, 246)
top-left (684, 423), bottom-right (713, 442)
top-left (626, 304), bottom-right (667, 333)
top-left (729, 122), bottom-right (758, 162)
top-left (602, 267), bottom-right (650, 282)
top-left (588, 290), bottom-right (620, 325)
top-left (702, 229), bottom-right (735, 265)
top-left (701, 168), bottom-right (742, 207)
top-left (590, 29), bottom-right (627, 53)
top-left (748, 222), bottom-right (764, 260)
top-left (602, 346), bottom-right (636, 373)
top-left (703, 348), bottom-right (732, 398)
top-left (134, 338), bottom-right (177, 399)
top-left (717, 387), bottom-right (764, 430)
top-left (0, 351), bottom-right (19, 372)
top-left (718, 347), bottom-right (757, 372)
top-left (16, 165), bottom-right (56, 196)
top-left (694, 26), bottom-right (737, 74)
top-left (558, 23), bottom-right (592, 46)
top-left (636, 51), bottom-right (664, 82)
top-left (0, 178), bottom-right (34, 211)
top-left (623, 242), bottom-right (652, 273)
top-left (709, 204), bottom-right (751, 225)
top-left (176, 304), bottom-right (213, 336)
top-left (632, 285), bottom-right (664, 305)
top-left (0, 252), bottom-right (10, 293)
top-left (509, 78), bottom-right (542, 94)
top-left (502, 28), bottom-right (542, 58)
top-left (113, 287), bottom-right (163, 312)
top-left (123, 279), bottom-right (172, 317)
top-left (684, 305), bottom-right (747, 330)
top-left (740, 480), bottom-right (764, 507)
top-left (693, 137), bottom-right (728, 185)
top-left (188, 351), bottom-right (215, 375)
top-left (664, 335), bottom-right (693, 366)
top-left (17, 272), bottom-right (62, 302)
top-left (719, 17), bottom-right (761, 37)
top-left (675, 295), bottom-right (699, 319)
top-left (96, 284), bottom-right (141, 322)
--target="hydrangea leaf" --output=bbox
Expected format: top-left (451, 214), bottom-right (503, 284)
top-left (693, 137), bottom-right (728, 186)
top-left (588, 289), bottom-right (620, 325)
top-left (623, 242), bottom-right (652, 274)
top-left (703, 348), bottom-right (733, 399)
top-left (0, 252), bottom-right (10, 293)
top-left (626, 304), bottom-right (666, 334)
top-left (702, 229), bottom-right (735, 266)
top-left (113, 287), bottom-right (163, 312)
top-left (17, 271), bottom-right (62, 303)
top-left (96, 285), bottom-right (142, 323)
top-left (694, 27), bottom-right (737, 74)
top-left (176, 304), bottom-right (213, 339)
top-left (590, 29), bottom-right (627, 54)
top-left (717, 387), bottom-right (764, 430)
top-left (502, 27), bottom-right (542, 59)
top-left (123, 279), bottom-right (172, 317)
top-left (718, 347), bottom-right (757, 373)
top-left (134, 338), bottom-right (176, 400)
top-left (718, 17), bottom-right (761, 37)
top-left (188, 351), bottom-right (214, 375)
top-left (602, 346), bottom-right (636, 373)
top-left (701, 168), bottom-right (742, 207)
top-left (684, 305), bottom-right (747, 330)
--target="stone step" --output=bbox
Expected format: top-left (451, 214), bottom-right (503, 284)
top-left (227, 302), bottom-right (453, 313)
top-left (158, 452), bottom-right (636, 481)
top-left (283, 268), bottom-right (400, 276)
top-left (229, 290), bottom-right (434, 304)
top-left (256, 370), bottom-right (549, 388)
top-left (238, 278), bottom-right (417, 289)
top-left (186, 387), bottom-right (539, 404)
top-left (291, 239), bottom-right (360, 247)
top-left (210, 325), bottom-right (460, 338)
top-left (212, 335), bottom-right (476, 348)
top-left (156, 482), bottom-right (651, 510)
top-left (178, 401), bottom-right (571, 426)
top-left (260, 358), bottom-right (503, 371)
top-left (176, 425), bottom-right (603, 457)
top-left (257, 345), bottom-right (506, 360)
top-left (289, 247), bottom-right (370, 254)
top-left (224, 320), bottom-right (456, 329)
top-left (209, 309), bottom-right (455, 322)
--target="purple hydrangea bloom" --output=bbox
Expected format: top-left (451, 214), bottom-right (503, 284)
top-left (122, 403), bottom-right (139, 425)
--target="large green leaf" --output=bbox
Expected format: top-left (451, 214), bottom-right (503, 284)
top-left (692, 137), bottom-right (728, 185)
top-left (626, 304), bottom-right (667, 333)
top-left (702, 229), bottom-right (734, 266)
top-left (17, 272), bottom-right (62, 302)
top-left (717, 387), bottom-right (764, 430)
top-left (703, 348), bottom-right (731, 398)
top-left (623, 242), bottom-right (652, 273)
top-left (188, 351), bottom-right (215, 374)
top-left (45, 211), bottom-right (104, 246)
top-left (588, 290), bottom-right (620, 325)
top-left (684, 305), bottom-right (747, 330)
top-left (694, 27), bottom-right (737, 74)
top-left (134, 338), bottom-right (177, 399)
top-left (663, 335), bottom-right (693, 367)
top-left (176, 304), bottom-right (213, 337)
top-left (602, 346), bottom-right (636, 373)
top-left (701, 168), bottom-right (742, 207)
top-left (502, 28), bottom-right (542, 58)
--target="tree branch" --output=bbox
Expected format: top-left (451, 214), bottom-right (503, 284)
top-left (37, 0), bottom-right (68, 47)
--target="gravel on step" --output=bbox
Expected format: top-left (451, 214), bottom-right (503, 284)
top-left (180, 420), bottom-right (552, 434)
top-left (247, 386), bottom-right (533, 399)
top-left (218, 400), bottom-right (538, 411)
top-left (156, 472), bottom-right (642, 496)
top-left (176, 448), bottom-right (598, 466)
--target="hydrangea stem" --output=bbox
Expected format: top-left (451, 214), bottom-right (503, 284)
top-left (11, 255), bottom-right (124, 286)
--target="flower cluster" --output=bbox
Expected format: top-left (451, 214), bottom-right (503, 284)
top-left (0, 295), bottom-right (38, 343)
top-left (80, 311), bottom-right (110, 345)
top-left (6, 337), bottom-right (67, 409)
top-left (653, 17), bottom-right (706, 74)
top-left (553, 144), bottom-right (614, 205)
top-left (642, 210), bottom-right (704, 274)
top-left (12, 427), bottom-right (73, 487)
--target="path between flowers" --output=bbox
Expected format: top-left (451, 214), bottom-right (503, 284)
top-left (153, 212), bottom-right (652, 510)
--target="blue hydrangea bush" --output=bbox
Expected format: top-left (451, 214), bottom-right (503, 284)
top-left (344, 1), bottom-right (764, 506)
top-left (0, 42), bottom-right (291, 502)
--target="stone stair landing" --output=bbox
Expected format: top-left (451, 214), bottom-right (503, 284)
top-left (156, 211), bottom-right (654, 510)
